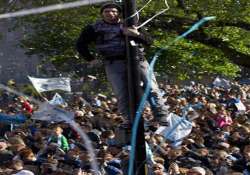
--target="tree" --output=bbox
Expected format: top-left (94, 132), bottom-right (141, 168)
top-left (6, 0), bottom-right (250, 80)
top-left (140, 0), bottom-right (250, 79)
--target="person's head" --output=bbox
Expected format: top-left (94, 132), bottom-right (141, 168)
top-left (72, 168), bottom-right (84, 175)
top-left (100, 3), bottom-right (121, 23)
top-left (168, 149), bottom-right (183, 159)
top-left (153, 156), bottom-right (165, 165)
top-left (108, 145), bottom-right (122, 156)
top-left (53, 126), bottom-right (63, 136)
top-left (18, 96), bottom-right (27, 103)
top-left (112, 115), bottom-right (124, 125)
top-left (210, 149), bottom-right (229, 167)
top-left (7, 79), bottom-right (16, 87)
top-left (195, 135), bottom-right (205, 145)
top-left (79, 151), bottom-right (92, 162)
top-left (197, 148), bottom-right (209, 157)
top-left (75, 110), bottom-right (85, 118)
top-left (101, 130), bottom-right (115, 139)
top-left (0, 141), bottom-right (8, 151)
top-left (11, 159), bottom-right (24, 170)
top-left (243, 145), bottom-right (250, 160)
top-left (19, 148), bottom-right (36, 161)
top-left (41, 163), bottom-right (57, 174)
top-left (67, 149), bottom-right (80, 159)
top-left (152, 163), bottom-right (165, 175)
top-left (231, 131), bottom-right (241, 140)
top-left (8, 136), bottom-right (26, 153)
top-left (230, 146), bottom-right (240, 154)
top-left (227, 173), bottom-right (243, 175)
top-left (187, 167), bottom-right (206, 175)
top-left (33, 131), bottom-right (43, 140)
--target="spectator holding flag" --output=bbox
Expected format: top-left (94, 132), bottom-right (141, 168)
top-left (18, 96), bottom-right (33, 114)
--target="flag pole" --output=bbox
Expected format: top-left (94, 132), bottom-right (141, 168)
top-left (123, 0), bottom-right (147, 174)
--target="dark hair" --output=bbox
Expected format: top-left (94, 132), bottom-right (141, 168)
top-left (100, 3), bottom-right (122, 14)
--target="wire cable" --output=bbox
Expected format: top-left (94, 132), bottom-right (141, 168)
top-left (0, 0), bottom-right (109, 19)
top-left (136, 0), bottom-right (170, 29)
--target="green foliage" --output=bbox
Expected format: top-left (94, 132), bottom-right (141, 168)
top-left (7, 0), bottom-right (250, 80)
top-left (207, 26), bottom-right (250, 55)
top-left (143, 0), bottom-right (249, 79)
top-left (152, 29), bottom-right (240, 79)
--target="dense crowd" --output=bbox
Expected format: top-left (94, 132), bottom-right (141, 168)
top-left (0, 79), bottom-right (250, 175)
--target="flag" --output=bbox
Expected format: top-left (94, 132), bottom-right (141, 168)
top-left (155, 113), bottom-right (192, 143)
top-left (49, 93), bottom-right (67, 106)
top-left (28, 76), bottom-right (71, 93)
top-left (234, 100), bottom-right (246, 111)
top-left (0, 113), bottom-right (27, 124)
top-left (32, 102), bottom-right (73, 122)
top-left (146, 142), bottom-right (155, 165)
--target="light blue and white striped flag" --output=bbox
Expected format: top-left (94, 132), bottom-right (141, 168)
top-left (28, 76), bottom-right (71, 93)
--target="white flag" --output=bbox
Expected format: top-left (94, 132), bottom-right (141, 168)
top-left (28, 76), bottom-right (71, 92)
top-left (155, 113), bottom-right (192, 142)
top-left (234, 100), bottom-right (246, 111)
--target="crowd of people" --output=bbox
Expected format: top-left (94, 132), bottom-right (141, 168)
top-left (0, 78), bottom-right (249, 175)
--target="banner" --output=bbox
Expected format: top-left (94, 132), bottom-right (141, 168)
top-left (155, 113), bottom-right (192, 142)
top-left (0, 113), bottom-right (27, 124)
top-left (32, 102), bottom-right (73, 122)
top-left (28, 76), bottom-right (71, 93)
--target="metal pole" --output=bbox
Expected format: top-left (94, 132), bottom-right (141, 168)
top-left (123, 0), bottom-right (147, 174)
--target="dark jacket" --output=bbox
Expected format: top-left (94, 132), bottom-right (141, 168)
top-left (76, 19), bottom-right (152, 61)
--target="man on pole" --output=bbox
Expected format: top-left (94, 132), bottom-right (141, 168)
top-left (76, 2), bottom-right (168, 126)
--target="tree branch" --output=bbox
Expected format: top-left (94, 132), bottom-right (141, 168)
top-left (215, 21), bottom-right (250, 31)
top-left (187, 32), bottom-right (250, 67)
top-left (156, 16), bottom-right (250, 67)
